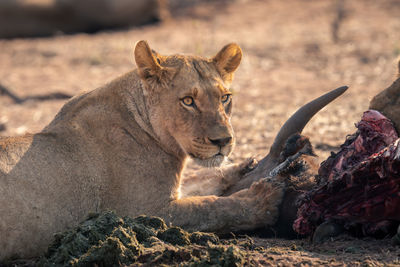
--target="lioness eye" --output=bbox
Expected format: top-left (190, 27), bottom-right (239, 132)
top-left (221, 94), bottom-right (231, 104)
top-left (182, 96), bottom-right (194, 106)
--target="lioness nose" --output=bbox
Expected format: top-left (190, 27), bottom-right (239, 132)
top-left (209, 137), bottom-right (232, 147)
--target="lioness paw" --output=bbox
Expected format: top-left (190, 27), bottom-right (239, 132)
top-left (238, 157), bottom-right (258, 176)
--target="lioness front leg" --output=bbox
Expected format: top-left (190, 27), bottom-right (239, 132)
top-left (181, 158), bottom-right (257, 197)
top-left (164, 177), bottom-right (284, 233)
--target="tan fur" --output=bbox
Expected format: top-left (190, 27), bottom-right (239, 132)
top-left (0, 41), bottom-right (284, 260)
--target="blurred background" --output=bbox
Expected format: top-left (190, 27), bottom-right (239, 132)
top-left (0, 0), bottom-right (399, 163)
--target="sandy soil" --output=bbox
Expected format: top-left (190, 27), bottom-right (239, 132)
top-left (1, 0), bottom-right (400, 265)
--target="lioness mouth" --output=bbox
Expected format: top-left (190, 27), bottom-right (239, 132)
top-left (188, 152), bottom-right (224, 160)
top-left (190, 152), bottom-right (225, 168)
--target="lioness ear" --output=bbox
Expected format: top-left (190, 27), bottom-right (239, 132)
top-left (134, 40), bottom-right (162, 80)
top-left (135, 40), bottom-right (176, 88)
top-left (212, 43), bottom-right (242, 84)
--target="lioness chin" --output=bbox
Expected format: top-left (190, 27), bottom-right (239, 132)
top-left (0, 41), bottom-right (284, 260)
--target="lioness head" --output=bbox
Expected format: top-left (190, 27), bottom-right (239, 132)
top-left (134, 40), bottom-right (242, 167)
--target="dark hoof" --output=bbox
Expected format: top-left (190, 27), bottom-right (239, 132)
top-left (312, 221), bottom-right (343, 243)
top-left (392, 224), bottom-right (400, 245)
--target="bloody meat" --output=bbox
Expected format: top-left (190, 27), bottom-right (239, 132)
top-left (294, 110), bottom-right (400, 237)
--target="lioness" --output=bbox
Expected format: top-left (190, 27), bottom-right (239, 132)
top-left (0, 41), bottom-right (285, 260)
top-left (0, 41), bottom-right (347, 260)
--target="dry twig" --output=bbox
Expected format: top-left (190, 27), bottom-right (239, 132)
top-left (0, 83), bottom-right (71, 104)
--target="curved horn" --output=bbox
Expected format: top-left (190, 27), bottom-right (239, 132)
top-left (268, 85), bottom-right (348, 159)
top-left (222, 86), bottom-right (348, 196)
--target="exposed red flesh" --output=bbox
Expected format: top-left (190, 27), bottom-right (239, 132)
top-left (294, 110), bottom-right (400, 236)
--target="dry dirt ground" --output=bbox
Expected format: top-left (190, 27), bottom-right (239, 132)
top-left (1, 0), bottom-right (400, 265)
